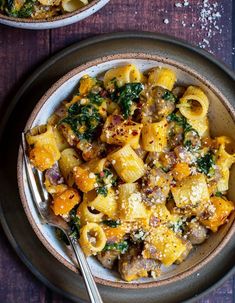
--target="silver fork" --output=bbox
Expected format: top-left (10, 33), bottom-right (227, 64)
top-left (21, 133), bottom-right (103, 303)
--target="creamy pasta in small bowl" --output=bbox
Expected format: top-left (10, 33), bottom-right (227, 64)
top-left (17, 54), bottom-right (235, 288)
top-left (0, 0), bottom-right (109, 29)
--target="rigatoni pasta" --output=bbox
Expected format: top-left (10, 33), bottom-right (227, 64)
top-left (26, 63), bottom-right (235, 282)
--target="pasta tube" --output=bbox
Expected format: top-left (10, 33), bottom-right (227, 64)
top-left (171, 174), bottom-right (210, 212)
top-left (88, 189), bottom-right (118, 219)
top-left (141, 119), bottom-right (168, 152)
top-left (118, 183), bottom-right (149, 221)
top-left (81, 157), bottom-right (107, 173)
top-left (78, 199), bottom-right (103, 226)
top-left (187, 116), bottom-right (209, 138)
top-left (178, 86), bottom-right (209, 120)
top-left (58, 148), bottom-right (82, 186)
top-left (108, 145), bottom-right (145, 183)
top-left (143, 225), bottom-right (187, 266)
top-left (62, 0), bottom-right (88, 12)
top-left (215, 136), bottom-right (235, 192)
top-left (53, 128), bottom-right (70, 152)
top-left (79, 223), bottom-right (106, 256)
top-left (148, 67), bottom-right (176, 91)
top-left (104, 64), bottom-right (143, 89)
top-left (27, 124), bottom-right (61, 171)
top-left (100, 115), bottom-right (143, 149)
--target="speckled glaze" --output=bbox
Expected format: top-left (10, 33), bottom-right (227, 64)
top-left (17, 52), bottom-right (235, 289)
top-left (1, 33), bottom-right (235, 303)
top-left (0, 0), bottom-right (110, 30)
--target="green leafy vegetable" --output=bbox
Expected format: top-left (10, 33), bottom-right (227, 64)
top-left (102, 220), bottom-right (121, 227)
top-left (103, 241), bottom-right (129, 254)
top-left (7, 0), bottom-right (35, 18)
top-left (95, 169), bottom-right (117, 197)
top-left (110, 83), bottom-right (144, 119)
top-left (167, 113), bottom-right (192, 131)
top-left (215, 191), bottom-right (223, 197)
top-left (169, 219), bottom-right (186, 233)
top-left (183, 129), bottom-right (200, 150)
top-left (168, 112), bottom-right (200, 149)
top-left (69, 207), bottom-right (81, 239)
top-left (162, 91), bottom-right (178, 103)
top-left (55, 207), bottom-right (80, 245)
top-left (88, 92), bottom-right (103, 106)
top-left (60, 102), bottom-right (102, 141)
top-left (197, 152), bottom-right (215, 176)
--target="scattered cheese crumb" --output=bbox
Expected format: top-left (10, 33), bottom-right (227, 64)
top-left (89, 172), bottom-right (95, 179)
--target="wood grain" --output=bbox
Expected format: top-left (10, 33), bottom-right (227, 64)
top-left (0, 0), bottom-right (234, 302)
top-left (0, 26), bottom-right (50, 116)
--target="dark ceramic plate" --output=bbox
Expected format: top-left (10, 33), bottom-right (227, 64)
top-left (0, 32), bottom-right (235, 303)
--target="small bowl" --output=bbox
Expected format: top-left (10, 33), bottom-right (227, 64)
top-left (17, 53), bottom-right (235, 288)
top-left (0, 0), bottom-right (110, 30)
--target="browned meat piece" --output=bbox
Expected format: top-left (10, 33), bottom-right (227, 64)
top-left (145, 152), bottom-right (159, 167)
top-left (118, 246), bottom-right (160, 282)
top-left (141, 167), bottom-right (172, 205)
top-left (186, 220), bottom-right (208, 245)
top-left (168, 121), bottom-right (184, 149)
top-left (45, 164), bottom-right (64, 185)
top-left (172, 86), bottom-right (186, 98)
top-left (97, 250), bottom-right (120, 269)
top-left (151, 87), bottom-right (176, 120)
top-left (183, 129), bottom-right (201, 150)
top-left (141, 87), bottom-right (175, 123)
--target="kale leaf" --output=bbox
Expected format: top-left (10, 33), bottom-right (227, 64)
top-left (102, 220), bottom-right (121, 227)
top-left (103, 241), bottom-right (129, 254)
top-left (88, 92), bottom-right (103, 106)
top-left (167, 113), bottom-right (192, 131)
top-left (162, 91), bottom-right (178, 103)
top-left (7, 0), bottom-right (35, 18)
top-left (60, 102), bottom-right (102, 141)
top-left (110, 83), bottom-right (144, 119)
top-left (55, 206), bottom-right (81, 245)
top-left (95, 169), bottom-right (117, 197)
top-left (197, 152), bottom-right (215, 176)
top-left (69, 207), bottom-right (81, 239)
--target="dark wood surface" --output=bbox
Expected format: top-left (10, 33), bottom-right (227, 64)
top-left (0, 0), bottom-right (235, 302)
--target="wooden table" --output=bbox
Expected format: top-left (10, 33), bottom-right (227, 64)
top-left (0, 0), bottom-right (234, 302)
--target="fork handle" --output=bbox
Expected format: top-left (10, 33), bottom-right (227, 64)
top-left (67, 235), bottom-right (103, 303)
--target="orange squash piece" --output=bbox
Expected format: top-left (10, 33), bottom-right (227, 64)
top-left (172, 162), bottom-right (190, 181)
top-left (29, 146), bottom-right (55, 171)
top-left (200, 196), bottom-right (234, 232)
top-left (73, 166), bottom-right (96, 193)
top-left (52, 188), bottom-right (81, 216)
top-left (103, 225), bottom-right (126, 243)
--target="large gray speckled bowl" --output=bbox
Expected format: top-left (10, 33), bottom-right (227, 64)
top-left (17, 52), bottom-right (235, 289)
top-left (0, 0), bottom-right (110, 30)
top-left (1, 33), bottom-right (235, 303)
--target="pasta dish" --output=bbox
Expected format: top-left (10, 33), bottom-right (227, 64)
top-left (26, 64), bottom-right (235, 282)
top-left (0, 0), bottom-right (90, 19)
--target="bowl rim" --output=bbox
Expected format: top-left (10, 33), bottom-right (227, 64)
top-left (0, 0), bottom-right (103, 23)
top-left (17, 52), bottom-right (235, 289)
